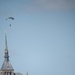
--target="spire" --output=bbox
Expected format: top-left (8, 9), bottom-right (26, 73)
top-left (5, 31), bottom-right (8, 50)
top-left (26, 71), bottom-right (28, 75)
top-left (4, 31), bottom-right (9, 61)
top-left (1, 32), bottom-right (14, 71)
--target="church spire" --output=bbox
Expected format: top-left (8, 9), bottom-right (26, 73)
top-left (26, 71), bottom-right (28, 75)
top-left (5, 31), bottom-right (8, 50)
top-left (4, 31), bottom-right (9, 61)
top-left (1, 31), bottom-right (14, 71)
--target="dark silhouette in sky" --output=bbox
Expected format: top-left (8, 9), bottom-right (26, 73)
top-left (6, 17), bottom-right (14, 20)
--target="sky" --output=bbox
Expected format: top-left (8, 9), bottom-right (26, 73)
top-left (0, 0), bottom-right (75, 75)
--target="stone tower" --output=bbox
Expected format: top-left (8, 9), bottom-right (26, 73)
top-left (0, 32), bottom-right (23, 75)
top-left (0, 32), bottom-right (14, 75)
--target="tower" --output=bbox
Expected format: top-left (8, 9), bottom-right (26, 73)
top-left (0, 32), bottom-right (14, 75)
top-left (0, 32), bottom-right (23, 75)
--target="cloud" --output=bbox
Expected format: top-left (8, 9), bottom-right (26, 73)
top-left (24, 0), bottom-right (75, 11)
top-left (0, 0), bottom-right (75, 14)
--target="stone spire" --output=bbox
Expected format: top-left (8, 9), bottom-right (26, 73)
top-left (26, 71), bottom-right (28, 75)
top-left (4, 32), bottom-right (9, 61)
top-left (1, 32), bottom-right (14, 71)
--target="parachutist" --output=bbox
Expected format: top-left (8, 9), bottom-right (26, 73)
top-left (9, 24), bottom-right (11, 27)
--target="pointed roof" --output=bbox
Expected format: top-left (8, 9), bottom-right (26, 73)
top-left (1, 32), bottom-right (14, 71)
top-left (1, 59), bottom-right (14, 71)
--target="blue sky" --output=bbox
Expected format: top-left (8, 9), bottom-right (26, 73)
top-left (0, 0), bottom-right (75, 75)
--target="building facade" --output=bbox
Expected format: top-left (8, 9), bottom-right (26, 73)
top-left (0, 33), bottom-right (22, 75)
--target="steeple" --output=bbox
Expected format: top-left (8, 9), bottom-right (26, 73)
top-left (4, 32), bottom-right (9, 61)
top-left (5, 31), bottom-right (8, 50)
top-left (26, 71), bottom-right (28, 75)
top-left (0, 29), bottom-right (22, 75)
top-left (1, 32), bottom-right (14, 71)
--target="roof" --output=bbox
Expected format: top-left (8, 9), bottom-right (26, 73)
top-left (15, 73), bottom-right (23, 75)
top-left (1, 59), bottom-right (14, 71)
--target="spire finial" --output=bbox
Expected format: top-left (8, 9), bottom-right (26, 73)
top-left (26, 71), bottom-right (28, 75)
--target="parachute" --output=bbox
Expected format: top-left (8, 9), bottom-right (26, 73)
top-left (6, 17), bottom-right (14, 20)
top-left (5, 17), bottom-right (14, 27)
